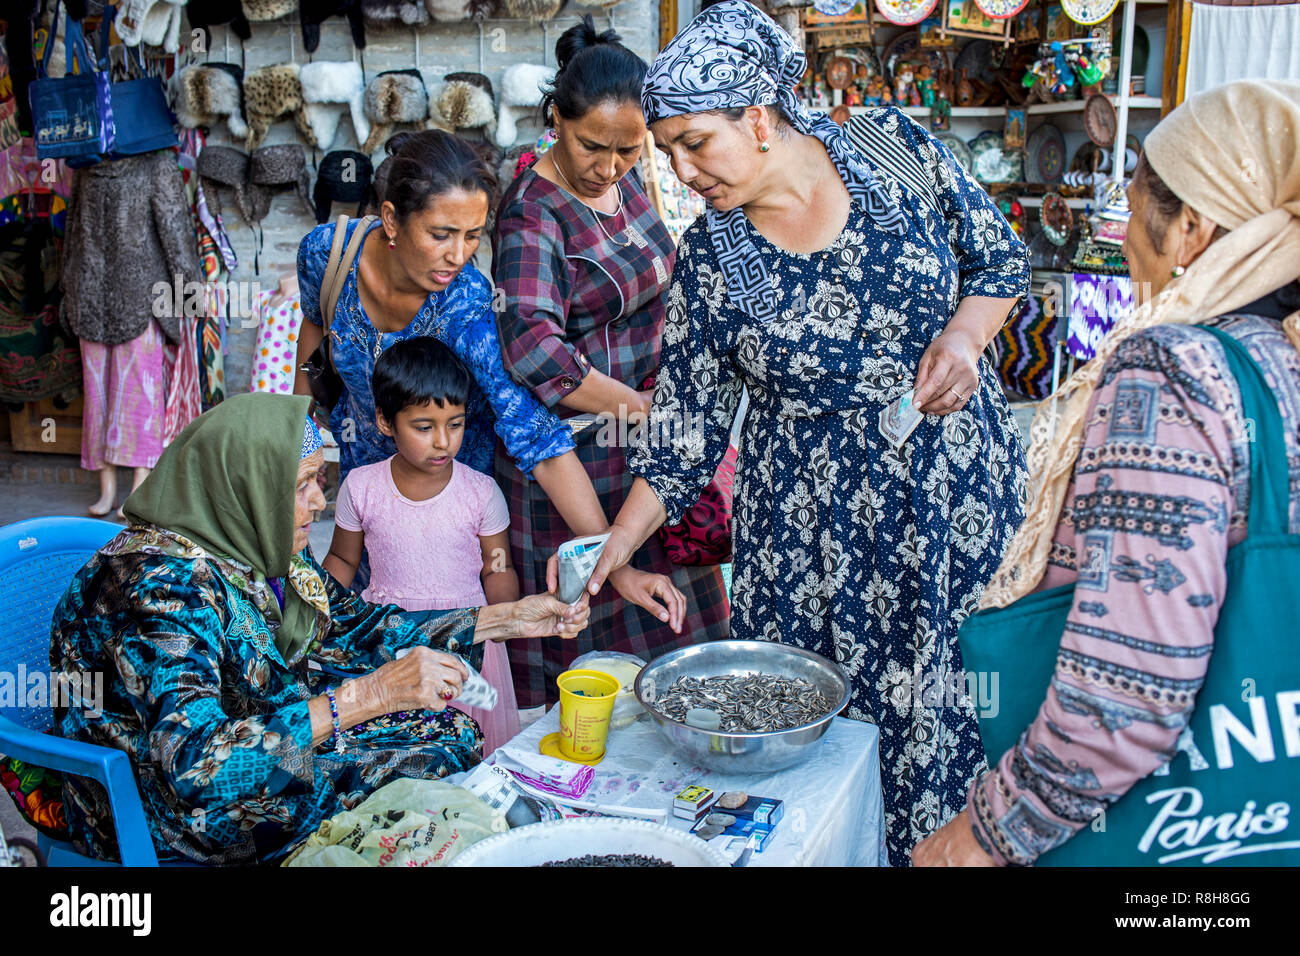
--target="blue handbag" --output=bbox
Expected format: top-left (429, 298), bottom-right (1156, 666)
top-left (958, 325), bottom-right (1300, 866)
top-left (28, 1), bottom-right (115, 165)
top-left (94, 7), bottom-right (178, 160)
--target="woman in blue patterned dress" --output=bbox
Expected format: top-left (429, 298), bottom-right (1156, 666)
top-left (293, 130), bottom-right (683, 616)
top-left (587, 2), bottom-right (1031, 866)
top-left (51, 394), bottom-right (589, 864)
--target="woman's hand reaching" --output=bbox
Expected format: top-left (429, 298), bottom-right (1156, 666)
top-left (912, 325), bottom-right (983, 416)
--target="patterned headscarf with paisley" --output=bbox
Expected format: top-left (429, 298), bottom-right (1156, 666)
top-left (118, 393), bottom-right (331, 666)
top-left (641, 0), bottom-right (907, 322)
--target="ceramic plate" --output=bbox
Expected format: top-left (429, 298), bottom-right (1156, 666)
top-left (813, 0), bottom-right (858, 15)
top-left (1061, 0), bottom-right (1120, 26)
top-left (1084, 92), bottom-right (1117, 146)
top-left (970, 130), bottom-right (1022, 184)
top-left (937, 132), bottom-right (973, 172)
top-left (1025, 122), bottom-right (1066, 183)
top-left (974, 0), bottom-right (1028, 19)
top-left (875, 0), bottom-right (939, 27)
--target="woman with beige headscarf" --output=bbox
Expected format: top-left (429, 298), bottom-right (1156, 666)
top-left (913, 79), bottom-right (1300, 866)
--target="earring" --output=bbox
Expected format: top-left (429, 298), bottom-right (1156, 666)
top-left (759, 142), bottom-right (771, 153)
top-left (388, 236), bottom-right (397, 250)
top-left (1171, 265), bottom-right (1186, 277)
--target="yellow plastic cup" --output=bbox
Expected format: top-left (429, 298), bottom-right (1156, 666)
top-left (555, 669), bottom-right (620, 762)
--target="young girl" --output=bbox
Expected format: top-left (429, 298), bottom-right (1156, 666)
top-left (324, 336), bottom-right (521, 754)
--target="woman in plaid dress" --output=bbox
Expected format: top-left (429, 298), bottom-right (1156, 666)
top-left (493, 19), bottom-right (730, 708)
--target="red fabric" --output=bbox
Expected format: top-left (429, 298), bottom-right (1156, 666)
top-left (660, 443), bottom-right (737, 566)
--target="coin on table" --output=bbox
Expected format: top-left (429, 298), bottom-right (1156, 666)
top-left (717, 791), bottom-right (748, 810)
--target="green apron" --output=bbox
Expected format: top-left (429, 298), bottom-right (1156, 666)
top-left (959, 325), bottom-right (1300, 866)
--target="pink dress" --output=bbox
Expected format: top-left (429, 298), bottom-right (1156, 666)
top-left (334, 457), bottom-right (521, 755)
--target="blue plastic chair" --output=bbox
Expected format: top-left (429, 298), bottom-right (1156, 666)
top-left (0, 516), bottom-right (160, 866)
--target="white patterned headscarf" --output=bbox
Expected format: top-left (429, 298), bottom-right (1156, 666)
top-left (641, 0), bottom-right (907, 322)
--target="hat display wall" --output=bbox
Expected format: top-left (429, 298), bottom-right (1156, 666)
top-left (171, 64), bottom-right (249, 139)
top-left (115, 0), bottom-right (186, 53)
top-left (313, 150), bottom-right (374, 223)
top-left (243, 63), bottom-right (317, 152)
top-left (495, 63), bottom-right (553, 148)
top-left (428, 80), bottom-right (496, 139)
top-left (241, 0), bottom-right (298, 21)
top-left (445, 71), bottom-right (493, 100)
top-left (300, 0), bottom-right (367, 54)
top-left (361, 69), bottom-right (429, 153)
top-left (363, 0), bottom-right (431, 26)
top-left (498, 0), bottom-right (563, 20)
top-left (300, 61), bottom-right (370, 151)
top-left (186, 0), bottom-right (253, 47)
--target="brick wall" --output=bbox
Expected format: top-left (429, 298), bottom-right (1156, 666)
top-left (196, 3), bottom-right (660, 395)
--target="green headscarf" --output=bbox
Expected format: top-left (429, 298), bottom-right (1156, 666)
top-left (122, 393), bottom-right (328, 664)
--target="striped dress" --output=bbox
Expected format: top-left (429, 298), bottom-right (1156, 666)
top-left (492, 164), bottom-right (731, 708)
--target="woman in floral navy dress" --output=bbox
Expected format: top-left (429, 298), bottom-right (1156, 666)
top-left (589, 2), bottom-right (1031, 865)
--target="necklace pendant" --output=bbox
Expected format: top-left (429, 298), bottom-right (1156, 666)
top-left (626, 225), bottom-right (647, 249)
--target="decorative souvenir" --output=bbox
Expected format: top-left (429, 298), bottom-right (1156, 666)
top-left (930, 94), bottom-right (952, 130)
top-left (875, 0), bottom-right (939, 27)
top-left (1061, 0), bottom-right (1119, 27)
top-left (974, 0), bottom-right (1028, 19)
top-left (944, 0), bottom-right (1005, 35)
top-left (807, 0), bottom-right (869, 22)
top-left (825, 56), bottom-right (855, 90)
top-left (894, 63), bottom-right (917, 104)
top-left (956, 67), bottom-right (975, 107)
top-left (1083, 92), bottom-right (1116, 146)
top-left (1015, 6), bottom-right (1039, 41)
top-left (954, 39), bottom-right (998, 87)
top-left (864, 75), bottom-right (887, 105)
top-left (936, 131), bottom-right (972, 170)
top-left (1040, 191), bottom-right (1073, 246)
top-left (1004, 107), bottom-right (1026, 148)
top-left (996, 194), bottom-right (1027, 235)
top-left (1025, 121), bottom-right (1066, 182)
top-left (830, 103), bottom-right (852, 124)
top-left (970, 130), bottom-right (1022, 184)
top-left (918, 16), bottom-right (953, 47)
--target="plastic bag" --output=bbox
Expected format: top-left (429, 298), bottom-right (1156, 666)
top-left (570, 650), bottom-right (646, 729)
top-left (282, 779), bottom-right (507, 867)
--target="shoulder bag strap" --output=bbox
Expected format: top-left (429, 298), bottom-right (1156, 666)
top-left (319, 214), bottom-right (377, 365)
top-left (1198, 324), bottom-right (1291, 536)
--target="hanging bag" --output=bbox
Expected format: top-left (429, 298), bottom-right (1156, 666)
top-left (302, 214), bottom-right (377, 425)
top-left (95, 6), bottom-right (178, 160)
top-left (957, 325), bottom-right (1300, 866)
top-left (28, 1), bottom-right (114, 165)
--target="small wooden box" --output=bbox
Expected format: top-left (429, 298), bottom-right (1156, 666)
top-left (8, 396), bottom-right (83, 455)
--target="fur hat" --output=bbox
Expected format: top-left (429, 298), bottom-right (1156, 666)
top-left (300, 61), bottom-right (370, 151)
top-left (114, 0), bottom-right (186, 53)
top-left (361, 69), bottom-right (429, 154)
top-left (445, 71), bottom-right (493, 100)
top-left (495, 63), bottom-right (552, 148)
top-left (197, 145), bottom-right (253, 228)
top-left (246, 144), bottom-right (314, 225)
top-left (428, 80), bottom-right (496, 138)
top-left (171, 64), bottom-right (249, 139)
top-left (243, 63), bottom-right (316, 152)
top-left (186, 0), bottom-right (253, 47)
top-left (362, 0), bottom-right (430, 27)
top-left (424, 0), bottom-right (480, 20)
top-left (498, 0), bottom-right (563, 20)
top-left (241, 0), bottom-right (297, 20)
top-left (300, 0), bottom-right (367, 54)
top-left (313, 150), bottom-right (374, 223)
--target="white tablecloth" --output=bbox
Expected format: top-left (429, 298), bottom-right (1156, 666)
top-left (496, 709), bottom-right (887, 867)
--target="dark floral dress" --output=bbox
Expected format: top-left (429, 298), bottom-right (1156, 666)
top-left (630, 107), bottom-right (1031, 865)
top-left (51, 541), bottom-right (487, 865)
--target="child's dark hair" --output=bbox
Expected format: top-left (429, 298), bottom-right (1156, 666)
top-left (382, 129), bottom-right (499, 223)
top-left (372, 337), bottom-right (472, 422)
top-left (542, 14), bottom-right (648, 126)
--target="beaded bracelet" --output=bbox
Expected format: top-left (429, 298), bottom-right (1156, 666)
top-left (325, 686), bottom-right (344, 753)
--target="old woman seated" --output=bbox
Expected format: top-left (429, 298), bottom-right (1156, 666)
top-left (51, 394), bottom-right (588, 864)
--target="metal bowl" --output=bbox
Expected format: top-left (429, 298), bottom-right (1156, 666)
top-left (634, 640), bottom-right (850, 775)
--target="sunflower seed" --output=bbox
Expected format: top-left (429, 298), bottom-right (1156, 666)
top-left (657, 673), bottom-right (830, 733)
